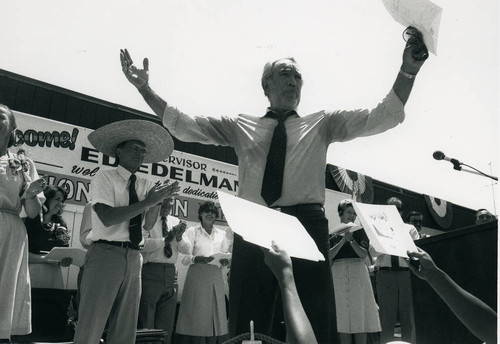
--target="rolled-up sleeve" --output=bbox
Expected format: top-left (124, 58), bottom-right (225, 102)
top-left (326, 89), bottom-right (405, 143)
top-left (162, 105), bottom-right (237, 146)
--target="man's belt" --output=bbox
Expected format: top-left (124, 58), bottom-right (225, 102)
top-left (144, 262), bottom-right (176, 267)
top-left (271, 203), bottom-right (324, 216)
top-left (96, 240), bottom-right (141, 251)
top-left (378, 266), bottom-right (410, 272)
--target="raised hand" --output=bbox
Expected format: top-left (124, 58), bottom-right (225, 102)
top-left (120, 48), bottom-right (149, 90)
top-left (406, 248), bottom-right (437, 280)
top-left (264, 241), bottom-right (293, 283)
top-left (401, 27), bottom-right (427, 74)
top-left (25, 177), bottom-right (47, 200)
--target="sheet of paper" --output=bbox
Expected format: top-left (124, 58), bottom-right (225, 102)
top-left (382, 0), bottom-right (442, 55)
top-left (352, 202), bottom-right (418, 258)
top-left (43, 247), bottom-right (87, 267)
top-left (208, 252), bottom-right (232, 267)
top-left (329, 222), bottom-right (363, 236)
top-left (217, 191), bottom-right (324, 261)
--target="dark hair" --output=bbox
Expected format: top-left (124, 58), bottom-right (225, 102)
top-left (43, 185), bottom-right (68, 224)
top-left (408, 211), bottom-right (423, 218)
top-left (261, 57), bottom-right (298, 97)
top-left (337, 199), bottom-right (354, 217)
top-left (0, 104), bottom-right (17, 148)
top-left (197, 201), bottom-right (219, 222)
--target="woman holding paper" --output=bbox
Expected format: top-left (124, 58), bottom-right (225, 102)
top-left (329, 199), bottom-right (381, 344)
top-left (24, 185), bottom-right (73, 289)
top-left (0, 105), bottom-right (45, 341)
top-left (176, 201), bottom-right (232, 343)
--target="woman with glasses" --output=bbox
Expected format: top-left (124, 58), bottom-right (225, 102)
top-left (175, 201), bottom-right (232, 344)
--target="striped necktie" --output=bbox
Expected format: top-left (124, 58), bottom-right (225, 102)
top-left (162, 216), bottom-right (173, 258)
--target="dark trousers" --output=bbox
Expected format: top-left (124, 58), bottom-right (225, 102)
top-left (138, 263), bottom-right (177, 344)
top-left (228, 206), bottom-right (336, 344)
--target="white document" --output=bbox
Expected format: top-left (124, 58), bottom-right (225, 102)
top-left (352, 202), bottom-right (418, 258)
top-left (208, 252), bottom-right (232, 267)
top-left (217, 191), bottom-right (324, 261)
top-left (382, 0), bottom-right (442, 55)
top-left (43, 247), bottom-right (87, 267)
top-left (329, 222), bottom-right (363, 236)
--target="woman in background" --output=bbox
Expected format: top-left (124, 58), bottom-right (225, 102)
top-left (0, 104), bottom-right (45, 341)
top-left (25, 185), bottom-right (73, 289)
top-left (329, 199), bottom-right (381, 344)
top-left (175, 201), bottom-right (232, 344)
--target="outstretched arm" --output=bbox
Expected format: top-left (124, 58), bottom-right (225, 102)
top-left (392, 28), bottom-right (427, 105)
top-left (408, 249), bottom-right (497, 343)
top-left (264, 241), bottom-right (318, 344)
top-left (120, 49), bottom-right (168, 119)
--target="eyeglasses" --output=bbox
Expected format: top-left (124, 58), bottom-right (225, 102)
top-left (131, 145), bottom-right (148, 155)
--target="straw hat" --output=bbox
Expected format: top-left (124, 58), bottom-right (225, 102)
top-left (88, 119), bottom-right (174, 163)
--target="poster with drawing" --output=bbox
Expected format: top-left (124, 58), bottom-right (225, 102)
top-left (353, 202), bottom-right (418, 258)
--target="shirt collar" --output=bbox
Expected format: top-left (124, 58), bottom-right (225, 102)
top-left (264, 109), bottom-right (299, 120)
top-left (116, 165), bottom-right (133, 181)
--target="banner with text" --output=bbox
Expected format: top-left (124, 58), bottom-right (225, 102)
top-left (13, 111), bottom-right (238, 225)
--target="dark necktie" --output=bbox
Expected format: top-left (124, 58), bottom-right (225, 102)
top-left (161, 216), bottom-right (173, 258)
top-left (391, 255), bottom-right (400, 271)
top-left (261, 111), bottom-right (294, 206)
top-left (128, 174), bottom-right (142, 246)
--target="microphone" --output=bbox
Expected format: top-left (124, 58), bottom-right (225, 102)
top-left (433, 151), bottom-right (462, 170)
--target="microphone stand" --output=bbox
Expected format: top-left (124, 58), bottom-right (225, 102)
top-left (453, 161), bottom-right (498, 181)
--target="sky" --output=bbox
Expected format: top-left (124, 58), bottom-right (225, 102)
top-left (1, 0), bottom-right (498, 214)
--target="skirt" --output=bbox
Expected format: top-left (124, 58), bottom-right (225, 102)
top-left (176, 264), bottom-right (228, 337)
top-left (0, 211), bottom-right (31, 337)
top-left (332, 258), bottom-right (381, 334)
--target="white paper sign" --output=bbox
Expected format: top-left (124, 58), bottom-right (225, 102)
top-left (217, 191), bottom-right (324, 261)
top-left (352, 202), bottom-right (418, 258)
top-left (208, 252), bottom-right (232, 267)
top-left (382, 0), bottom-right (442, 55)
top-left (43, 247), bottom-right (87, 267)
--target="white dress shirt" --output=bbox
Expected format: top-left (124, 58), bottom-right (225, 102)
top-left (87, 165), bottom-right (153, 243)
top-left (141, 214), bottom-right (190, 264)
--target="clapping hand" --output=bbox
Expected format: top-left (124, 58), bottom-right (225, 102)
top-left (172, 221), bottom-right (187, 241)
top-left (147, 181), bottom-right (180, 206)
top-left (344, 231), bottom-right (354, 242)
top-left (120, 49), bottom-right (149, 90)
top-left (25, 177), bottom-right (47, 200)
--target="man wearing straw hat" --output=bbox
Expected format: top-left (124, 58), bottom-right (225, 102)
top-left (73, 120), bottom-right (180, 344)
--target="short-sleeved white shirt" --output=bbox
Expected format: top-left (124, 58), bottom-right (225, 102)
top-left (87, 165), bottom-right (153, 243)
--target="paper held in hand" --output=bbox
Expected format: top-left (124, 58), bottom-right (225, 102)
top-left (382, 0), bottom-right (442, 55)
top-left (43, 247), bottom-right (87, 267)
top-left (217, 191), bottom-right (324, 262)
top-left (208, 252), bottom-right (232, 267)
top-left (352, 202), bottom-right (418, 258)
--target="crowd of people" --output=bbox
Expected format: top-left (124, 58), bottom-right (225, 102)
top-left (0, 23), bottom-right (497, 344)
